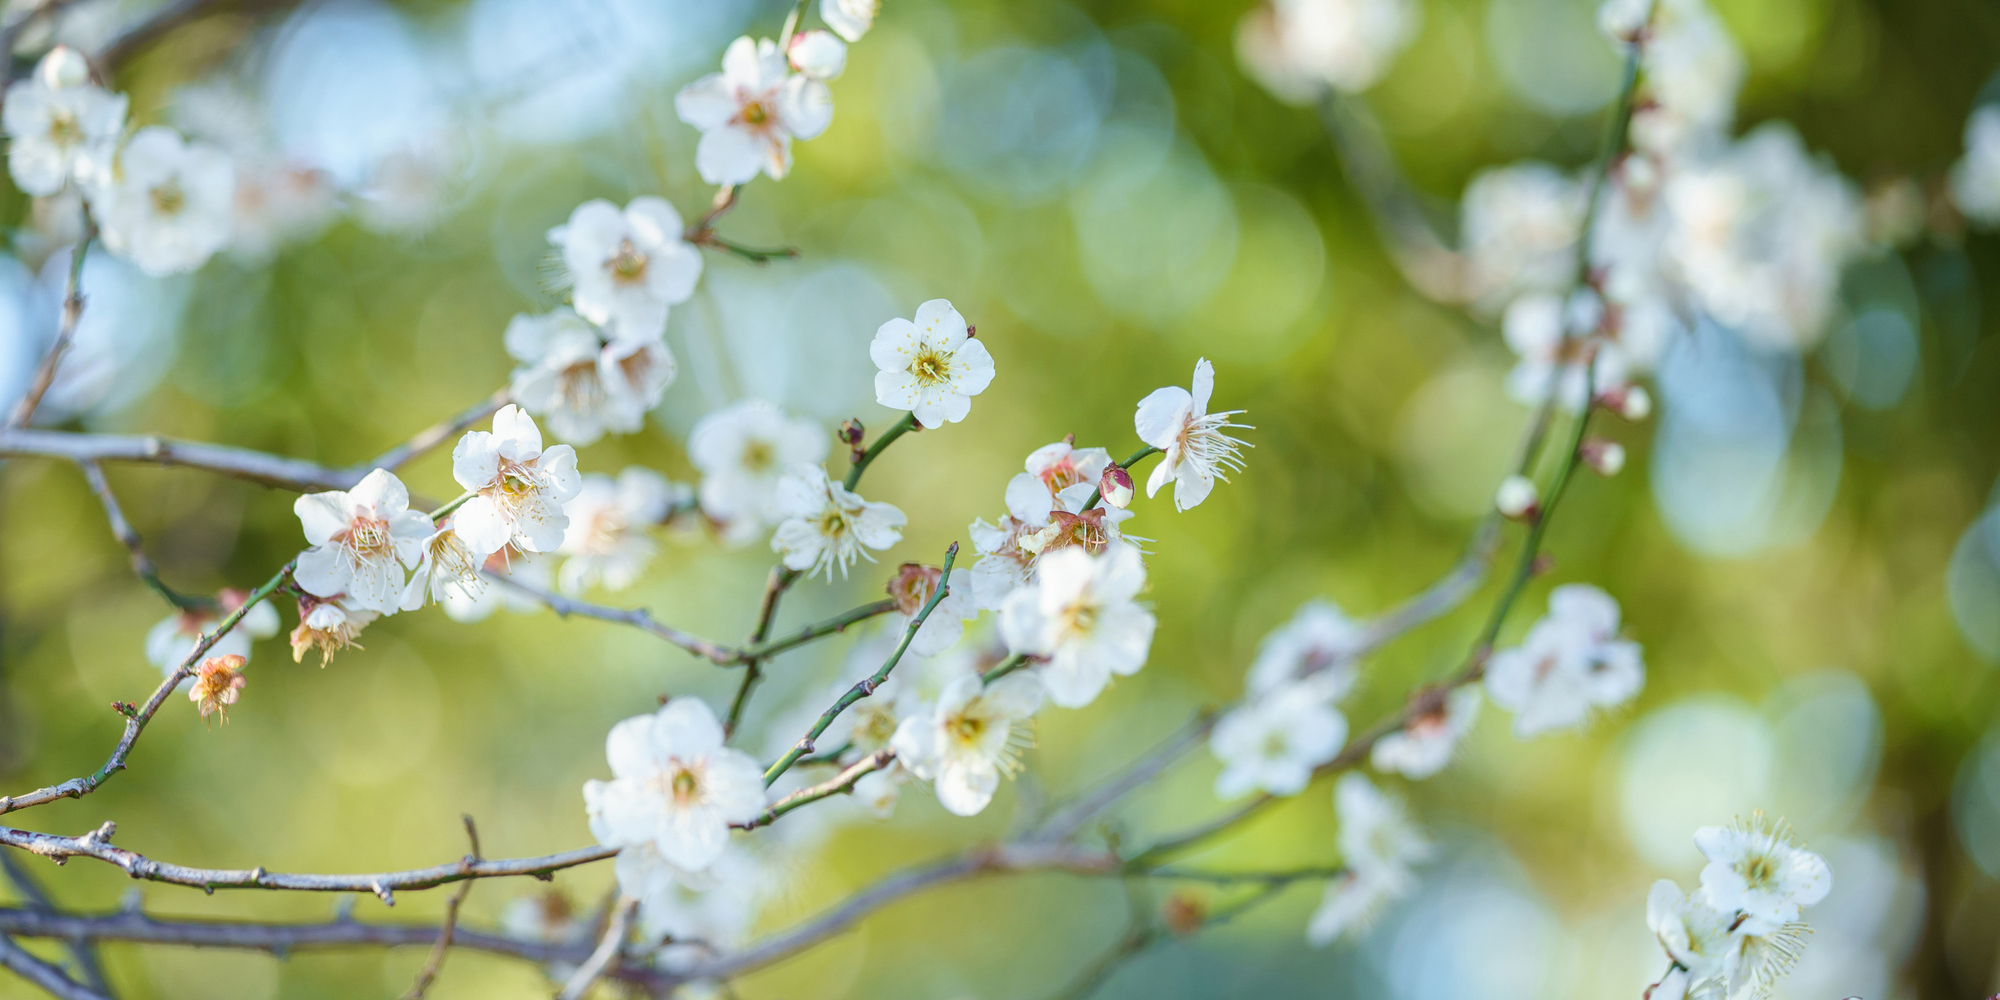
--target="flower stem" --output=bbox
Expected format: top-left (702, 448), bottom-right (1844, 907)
top-left (734, 599), bottom-right (898, 663)
top-left (982, 653), bottom-right (1030, 686)
top-left (429, 491), bottom-right (476, 523)
top-left (843, 412), bottom-right (918, 492)
top-left (763, 543), bottom-right (958, 787)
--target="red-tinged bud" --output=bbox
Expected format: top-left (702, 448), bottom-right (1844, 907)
top-left (1162, 892), bottom-right (1207, 937)
top-left (886, 563), bottom-right (943, 616)
top-left (1581, 438), bottom-right (1626, 477)
top-left (1495, 475), bottom-right (1539, 521)
top-left (1599, 384), bottom-right (1651, 422)
top-left (1100, 465), bottom-right (1135, 509)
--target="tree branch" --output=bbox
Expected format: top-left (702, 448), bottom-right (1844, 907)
top-left (0, 560), bottom-right (293, 817)
top-left (5, 230), bottom-right (92, 431)
top-left (0, 932), bottom-right (110, 1000)
top-left (76, 460), bottom-right (209, 611)
top-left (365, 389), bottom-right (508, 474)
top-left (555, 895), bottom-right (633, 1000)
top-left (0, 430), bottom-right (362, 494)
top-left (484, 573), bottom-right (738, 664)
top-left (741, 750), bottom-right (893, 830)
top-left (397, 816), bottom-right (480, 1000)
top-left (0, 852), bottom-right (108, 997)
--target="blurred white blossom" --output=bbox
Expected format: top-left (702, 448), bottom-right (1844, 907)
top-left (1460, 162), bottom-right (1585, 309)
top-left (1484, 583), bottom-right (1643, 736)
top-left (1308, 774), bottom-right (1429, 945)
top-left (557, 467), bottom-right (684, 595)
top-left (585, 697), bottom-right (766, 873)
top-left (688, 399), bottom-right (828, 543)
top-left (145, 592), bottom-right (281, 677)
top-left (1950, 105), bottom-right (2000, 226)
top-left (820, 0), bottom-right (878, 42)
top-left (94, 126), bottom-right (235, 276)
top-left (1211, 680), bottom-right (1347, 798)
top-left (1236, 0), bottom-right (1420, 102)
top-left (1247, 599), bottom-right (1363, 699)
top-left (1370, 686), bottom-right (1481, 779)
top-left (3, 47), bottom-right (124, 196)
top-left (675, 37), bottom-right (833, 185)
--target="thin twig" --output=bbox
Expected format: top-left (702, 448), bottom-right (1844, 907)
top-left (0, 852), bottom-right (109, 996)
top-left (76, 460), bottom-right (208, 611)
top-left (367, 389), bottom-right (509, 474)
top-left (6, 230), bottom-right (92, 431)
top-left (843, 412), bottom-right (917, 491)
top-left (741, 750), bottom-right (894, 829)
top-left (555, 895), bottom-right (634, 1000)
top-left (399, 816), bottom-right (481, 1000)
top-left (734, 599), bottom-right (897, 664)
top-left (762, 543), bottom-right (958, 786)
top-left (1042, 879), bottom-right (1294, 1000)
top-left (1029, 712), bottom-right (1217, 843)
top-left (0, 429), bottom-right (363, 493)
top-left (0, 560), bottom-right (293, 817)
top-left (485, 573), bottom-right (737, 664)
top-left (0, 931), bottom-right (110, 1000)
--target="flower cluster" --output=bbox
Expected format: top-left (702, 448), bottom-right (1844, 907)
top-left (1645, 818), bottom-right (1832, 1000)
top-left (1236, 0), bottom-right (1422, 102)
top-left (1485, 584), bottom-right (1644, 737)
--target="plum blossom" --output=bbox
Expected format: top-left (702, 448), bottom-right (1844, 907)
top-left (1134, 358), bottom-right (1251, 511)
top-left (145, 590), bottom-right (280, 677)
top-left (1210, 681), bottom-right (1348, 798)
top-left (787, 30), bottom-right (847, 81)
top-left (674, 37), bottom-right (833, 185)
top-left (1694, 817), bottom-right (1832, 934)
top-left (170, 80), bottom-right (337, 260)
top-left (1624, 0), bottom-right (1745, 157)
top-left (969, 441), bottom-right (1138, 610)
top-left (505, 309), bottom-right (677, 446)
top-left (289, 593), bottom-right (379, 665)
top-left (293, 469), bottom-right (432, 614)
top-left (1369, 686), bottom-right (1481, 779)
top-left (547, 198), bottom-right (702, 339)
top-left (1235, 0), bottom-right (1420, 102)
top-left (398, 521), bottom-right (492, 612)
top-left (770, 464), bottom-right (906, 579)
top-left (1950, 105), bottom-right (2000, 227)
top-left (1247, 599), bottom-right (1363, 699)
top-left (557, 467), bottom-right (685, 595)
top-left (688, 400), bottom-right (827, 541)
top-left (1646, 879), bottom-right (1741, 991)
top-left (1308, 774), bottom-right (1430, 945)
top-left (584, 697), bottom-right (766, 873)
top-left (999, 546), bottom-right (1156, 709)
top-left (452, 405), bottom-right (583, 555)
top-left (1500, 291), bottom-right (1633, 411)
top-left (821, 0), bottom-right (878, 41)
top-left (188, 654), bottom-right (246, 723)
top-left (93, 126), bottom-right (235, 276)
top-left (869, 299), bottom-right (996, 429)
top-left (3, 47), bottom-right (125, 196)
top-left (1459, 162), bottom-right (1586, 309)
top-left (1484, 583), bottom-right (1644, 737)
top-left (891, 672), bottom-right (1042, 816)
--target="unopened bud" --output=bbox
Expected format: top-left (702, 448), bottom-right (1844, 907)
top-left (786, 29), bottom-right (847, 81)
top-left (1600, 384), bottom-right (1651, 422)
top-left (36, 47), bottom-right (90, 89)
top-left (1099, 466), bottom-right (1134, 509)
top-left (839, 418), bottom-right (866, 461)
top-left (1580, 439), bottom-right (1626, 477)
top-left (1495, 475), bottom-right (1539, 520)
top-left (1161, 892), bottom-right (1207, 937)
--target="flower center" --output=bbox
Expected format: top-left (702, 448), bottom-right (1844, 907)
top-left (741, 101), bottom-right (772, 127)
top-left (150, 181), bottom-right (186, 216)
top-left (910, 348), bottom-right (951, 386)
top-left (47, 110), bottom-right (80, 147)
top-left (948, 713), bottom-right (986, 744)
top-left (345, 516), bottom-right (395, 559)
top-left (609, 239), bottom-right (649, 282)
top-left (1738, 853), bottom-right (1778, 891)
top-left (741, 439), bottom-right (775, 471)
top-left (559, 360), bottom-right (606, 411)
top-left (669, 767), bottom-right (701, 804)
top-left (1261, 730), bottom-right (1290, 758)
top-left (1061, 600), bottom-right (1099, 637)
top-left (816, 508), bottom-right (849, 537)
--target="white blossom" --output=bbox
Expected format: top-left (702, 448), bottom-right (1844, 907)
top-left (1210, 681), bottom-right (1347, 799)
top-left (144, 593), bottom-right (281, 677)
top-left (398, 520), bottom-right (493, 612)
top-left (1647, 875), bottom-right (1813, 1000)
top-left (451, 405), bottom-right (584, 555)
top-left (1694, 818), bottom-right (1832, 934)
top-left (1235, 0), bottom-right (1420, 102)
top-left (584, 697), bottom-right (766, 873)
top-left (3, 47), bottom-right (124, 196)
top-left (289, 593), bottom-right (380, 665)
top-left (292, 469), bottom-right (432, 615)
top-left (505, 309), bottom-right (677, 446)
top-left (1484, 583), bottom-right (1644, 737)
top-left (547, 197), bottom-right (702, 340)
top-left (1133, 358), bottom-right (1251, 512)
top-left (869, 298), bottom-right (996, 429)
top-left (1500, 291), bottom-right (1633, 411)
top-left (1647, 879), bottom-right (1740, 987)
top-left (1369, 685), bottom-right (1481, 779)
top-left (1460, 162), bottom-right (1586, 309)
top-left (617, 841), bottom-right (771, 954)
top-left (820, 0), bottom-right (878, 42)
top-left (557, 467), bottom-right (683, 595)
top-left (674, 37), bottom-right (833, 185)
top-left (1247, 599), bottom-right (1363, 699)
top-left (787, 30), bottom-right (847, 81)
top-left (170, 80), bottom-right (337, 260)
top-left (1663, 123), bottom-right (1864, 351)
top-left (998, 545), bottom-right (1156, 709)
top-left (1627, 0), bottom-right (1745, 157)
top-left (1307, 774), bottom-right (1429, 945)
top-left (689, 399), bottom-right (828, 542)
top-left (93, 126), bottom-right (235, 276)
top-left (769, 464), bottom-right (906, 579)
top-left (1951, 105), bottom-right (2000, 227)
top-left (891, 672), bottom-right (1042, 816)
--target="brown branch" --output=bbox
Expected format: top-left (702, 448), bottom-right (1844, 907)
top-left (0, 429), bottom-right (362, 493)
top-left (398, 816), bottom-right (480, 1000)
top-left (0, 822), bottom-right (617, 899)
top-left (484, 572), bottom-right (738, 664)
top-left (0, 931), bottom-right (110, 1000)
top-left (0, 907), bottom-right (667, 990)
top-left (0, 560), bottom-right (292, 817)
top-left (365, 389), bottom-right (509, 474)
top-left (1029, 713), bottom-right (1219, 843)
top-left (6, 230), bottom-right (92, 431)
top-left (75, 460), bottom-right (208, 611)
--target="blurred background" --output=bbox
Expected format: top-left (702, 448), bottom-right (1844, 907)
top-left (1, 0), bottom-right (1998, 997)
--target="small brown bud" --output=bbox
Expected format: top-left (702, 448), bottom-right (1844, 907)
top-left (1161, 892), bottom-right (1207, 936)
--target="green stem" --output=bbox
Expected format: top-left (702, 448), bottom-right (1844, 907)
top-left (763, 543), bottom-right (958, 787)
top-left (724, 566), bottom-right (801, 736)
top-left (981, 653), bottom-right (1030, 686)
top-left (1079, 446), bottom-right (1162, 511)
top-left (429, 491), bottom-right (476, 523)
top-left (734, 599), bottom-right (898, 663)
top-left (740, 750), bottom-right (893, 828)
top-left (698, 236), bottom-right (799, 264)
top-left (844, 412), bottom-right (918, 492)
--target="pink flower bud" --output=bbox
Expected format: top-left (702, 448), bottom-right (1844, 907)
top-left (1495, 475), bottom-right (1539, 520)
top-left (1581, 439), bottom-right (1626, 477)
top-left (36, 47), bottom-right (89, 89)
top-left (787, 29), bottom-right (847, 81)
top-left (1600, 384), bottom-right (1651, 421)
top-left (1099, 466), bottom-right (1135, 509)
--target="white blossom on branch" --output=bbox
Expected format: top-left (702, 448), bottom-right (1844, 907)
top-left (547, 197), bottom-right (703, 340)
top-left (451, 405), bottom-right (584, 555)
top-left (675, 37), bottom-right (833, 185)
top-left (869, 298), bottom-right (996, 430)
top-left (585, 697), bottom-right (767, 874)
top-left (1134, 358), bottom-right (1251, 512)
